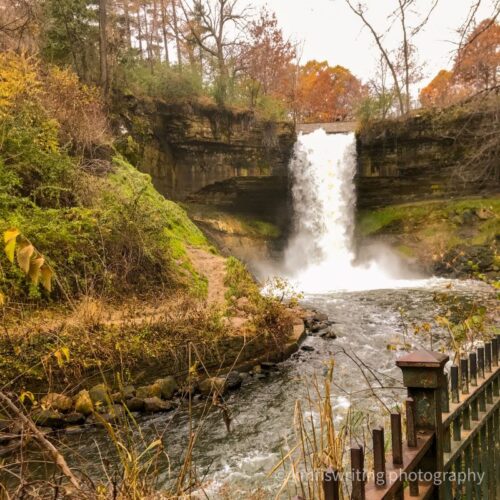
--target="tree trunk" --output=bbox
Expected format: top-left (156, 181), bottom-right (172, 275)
top-left (123, 0), bottom-right (132, 49)
top-left (99, 0), bottom-right (108, 93)
top-left (171, 0), bottom-right (182, 69)
top-left (399, 0), bottom-right (411, 114)
top-left (160, 0), bottom-right (170, 65)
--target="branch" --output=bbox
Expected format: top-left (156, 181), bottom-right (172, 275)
top-left (0, 391), bottom-right (81, 491)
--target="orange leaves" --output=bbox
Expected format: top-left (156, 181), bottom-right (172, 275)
top-left (454, 19), bottom-right (500, 91)
top-left (419, 70), bottom-right (455, 108)
top-left (420, 19), bottom-right (499, 108)
top-left (296, 60), bottom-right (364, 123)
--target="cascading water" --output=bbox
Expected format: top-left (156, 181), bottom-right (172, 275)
top-left (282, 129), bottom-right (429, 293)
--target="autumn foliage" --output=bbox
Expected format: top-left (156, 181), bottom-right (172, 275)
top-left (420, 19), bottom-right (499, 108)
top-left (295, 60), bottom-right (364, 123)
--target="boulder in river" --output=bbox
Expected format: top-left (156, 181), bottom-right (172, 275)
top-left (113, 385), bottom-right (136, 402)
top-left (144, 397), bottom-right (174, 413)
top-left (64, 412), bottom-right (86, 426)
top-left (154, 377), bottom-right (178, 399)
top-left (225, 371), bottom-right (243, 391)
top-left (199, 377), bottom-right (226, 396)
top-left (136, 384), bottom-right (162, 399)
top-left (320, 328), bottom-right (338, 339)
top-left (301, 345), bottom-right (315, 352)
top-left (126, 397), bottom-right (145, 412)
top-left (41, 393), bottom-right (73, 413)
top-left (89, 384), bottom-right (111, 407)
top-left (33, 409), bottom-right (65, 429)
top-left (74, 390), bottom-right (94, 416)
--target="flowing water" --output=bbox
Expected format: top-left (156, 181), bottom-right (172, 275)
top-left (60, 129), bottom-right (495, 496)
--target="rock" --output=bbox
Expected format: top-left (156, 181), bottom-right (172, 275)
top-left (311, 321), bottom-right (329, 333)
top-left (33, 409), bottom-right (65, 429)
top-left (74, 390), bottom-right (94, 416)
top-left (144, 397), bottom-right (174, 413)
top-left (136, 384), bottom-right (162, 399)
top-left (198, 377), bottom-right (226, 396)
top-left (313, 312), bottom-right (328, 322)
top-left (41, 393), bottom-right (73, 413)
top-left (320, 328), bottom-right (338, 340)
top-left (301, 345), bottom-right (315, 352)
top-left (126, 397), bottom-right (145, 412)
top-left (106, 405), bottom-right (126, 423)
top-left (64, 412), bottom-right (86, 426)
top-left (89, 384), bottom-right (110, 407)
top-left (261, 362), bottom-right (278, 371)
top-left (225, 372), bottom-right (243, 391)
top-left (113, 385), bottom-right (136, 402)
top-left (154, 377), bottom-right (178, 399)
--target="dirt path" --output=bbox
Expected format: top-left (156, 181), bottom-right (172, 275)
top-left (186, 247), bottom-right (228, 305)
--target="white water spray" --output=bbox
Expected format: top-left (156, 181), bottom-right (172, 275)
top-left (282, 129), bottom-right (431, 293)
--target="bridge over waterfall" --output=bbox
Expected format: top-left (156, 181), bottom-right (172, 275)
top-left (297, 122), bottom-right (357, 134)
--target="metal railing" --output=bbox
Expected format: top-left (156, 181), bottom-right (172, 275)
top-left (322, 335), bottom-right (500, 499)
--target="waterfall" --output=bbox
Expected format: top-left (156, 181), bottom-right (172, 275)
top-left (282, 129), bottom-right (425, 293)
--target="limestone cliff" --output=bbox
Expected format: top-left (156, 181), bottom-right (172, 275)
top-left (116, 96), bottom-right (294, 202)
top-left (356, 107), bottom-right (500, 209)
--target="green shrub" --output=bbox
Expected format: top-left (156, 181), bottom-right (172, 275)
top-left (115, 61), bottom-right (204, 102)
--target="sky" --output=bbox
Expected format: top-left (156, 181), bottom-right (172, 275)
top-left (251, 0), bottom-right (498, 91)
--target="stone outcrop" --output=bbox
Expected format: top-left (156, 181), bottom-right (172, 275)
top-left (356, 108), bottom-right (500, 209)
top-left (117, 96), bottom-right (295, 203)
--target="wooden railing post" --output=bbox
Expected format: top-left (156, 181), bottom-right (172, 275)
top-left (396, 351), bottom-right (449, 499)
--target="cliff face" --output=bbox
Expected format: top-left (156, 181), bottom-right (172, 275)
top-left (356, 108), bottom-right (500, 209)
top-left (115, 96), bottom-right (296, 265)
top-left (117, 96), bottom-right (294, 201)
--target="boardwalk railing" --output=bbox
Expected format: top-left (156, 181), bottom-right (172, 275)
top-left (323, 336), bottom-right (500, 500)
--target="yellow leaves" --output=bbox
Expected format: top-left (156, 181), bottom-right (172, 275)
top-left (54, 346), bottom-right (70, 367)
top-left (2, 228), bottom-right (54, 293)
top-left (17, 243), bottom-right (34, 273)
top-left (4, 227), bottom-right (20, 263)
top-left (0, 292), bottom-right (4, 306)
top-left (19, 391), bottom-right (35, 405)
top-left (0, 52), bottom-right (40, 116)
top-left (29, 257), bottom-right (45, 285)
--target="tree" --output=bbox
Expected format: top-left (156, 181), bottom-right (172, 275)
top-left (41, 0), bottom-right (98, 83)
top-left (99, 0), bottom-right (108, 92)
top-left (454, 18), bottom-right (500, 92)
top-left (180, 0), bottom-right (250, 96)
top-left (296, 60), bottom-right (364, 123)
top-left (0, 0), bottom-right (39, 51)
top-left (241, 8), bottom-right (296, 108)
top-left (420, 70), bottom-right (455, 107)
top-left (344, 0), bottom-right (437, 116)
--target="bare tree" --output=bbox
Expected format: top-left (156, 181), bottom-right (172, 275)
top-left (179, 0), bottom-right (249, 80)
top-left (0, 0), bottom-right (39, 51)
top-left (344, 0), bottom-right (437, 116)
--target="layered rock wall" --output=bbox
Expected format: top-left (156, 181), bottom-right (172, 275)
top-left (356, 109), bottom-right (500, 208)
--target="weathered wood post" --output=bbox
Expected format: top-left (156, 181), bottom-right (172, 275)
top-left (396, 351), bottom-right (449, 500)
